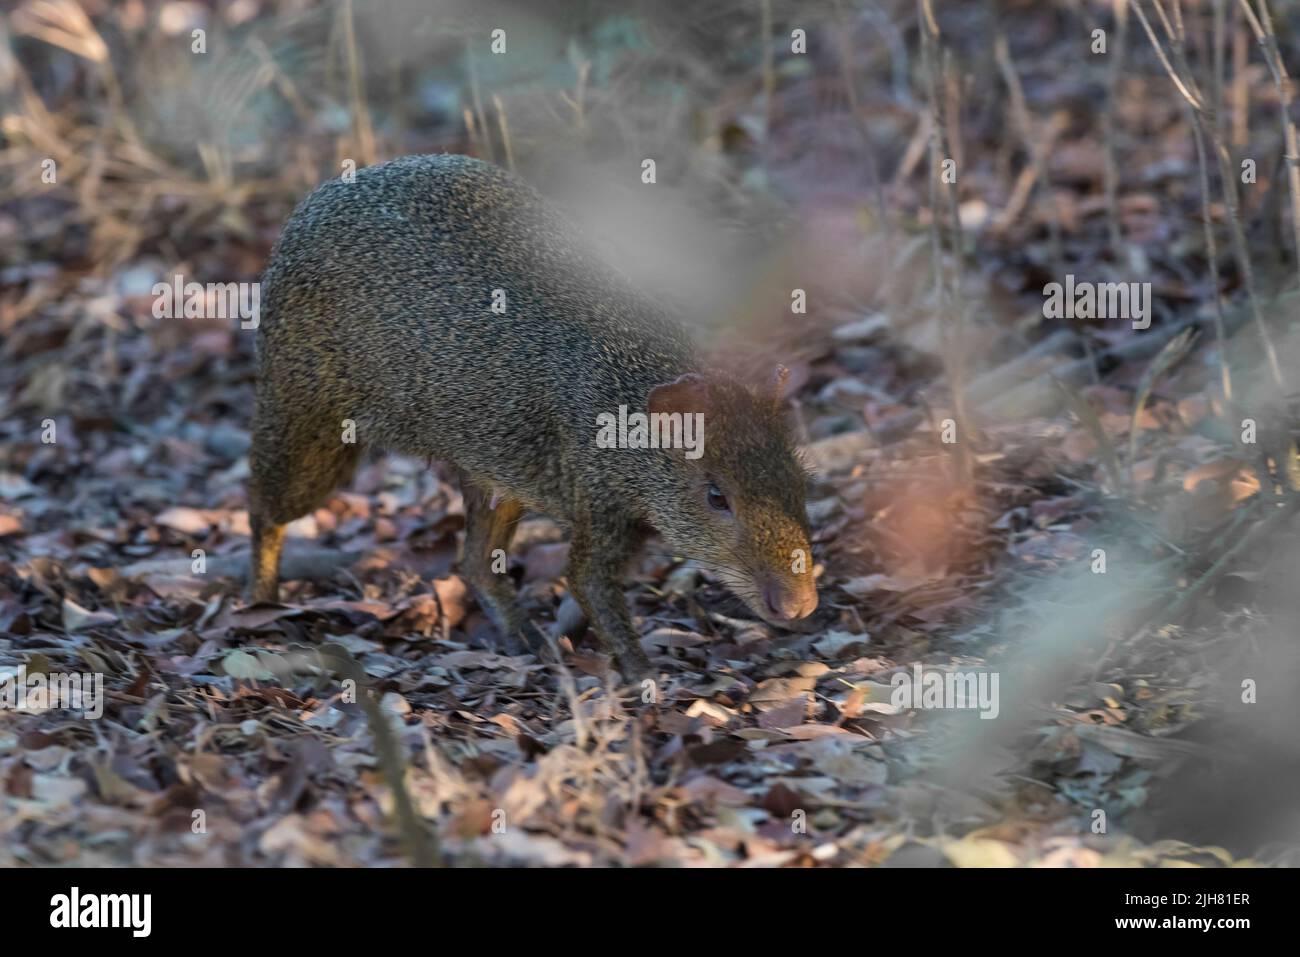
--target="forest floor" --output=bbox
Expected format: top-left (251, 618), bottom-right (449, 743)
top-left (3, 0), bottom-right (1300, 866)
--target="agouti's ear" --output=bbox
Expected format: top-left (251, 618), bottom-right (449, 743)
top-left (648, 373), bottom-right (711, 416)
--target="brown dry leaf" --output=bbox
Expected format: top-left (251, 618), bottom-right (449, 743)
top-left (750, 676), bottom-right (816, 704)
top-left (1072, 723), bottom-right (1203, 766)
top-left (684, 698), bottom-right (734, 725)
top-left (61, 597), bottom-right (117, 631)
top-left (680, 774), bottom-right (751, 807)
top-left (622, 820), bottom-right (682, 867)
top-left (940, 836), bottom-right (1020, 868)
top-left (757, 698), bottom-right (805, 729)
top-left (434, 650), bottom-right (520, 671)
top-left (1182, 458), bottom-right (1248, 493)
top-left (217, 604), bottom-right (302, 631)
top-left (1061, 428), bottom-right (1098, 463)
top-left (259, 813), bottom-right (341, 866)
top-left (477, 830), bottom-right (592, 867)
top-left (154, 506), bottom-right (218, 535)
top-left (30, 772), bottom-right (87, 809)
top-left (523, 543), bottom-right (569, 582)
top-left (842, 564), bottom-right (944, 596)
top-left (431, 575), bottom-right (469, 627)
top-left (812, 630), bottom-right (870, 657)
top-left (781, 724), bottom-right (860, 740)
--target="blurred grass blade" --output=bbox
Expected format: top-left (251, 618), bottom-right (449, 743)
top-left (1053, 374), bottom-right (1123, 492)
top-left (12, 0), bottom-right (109, 63)
top-left (1127, 327), bottom-right (1198, 487)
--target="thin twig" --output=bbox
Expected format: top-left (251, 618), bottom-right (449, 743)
top-left (1237, 0), bottom-right (1300, 313)
top-left (318, 644), bottom-right (443, 867)
top-left (341, 0), bottom-right (377, 168)
top-left (918, 0), bottom-right (974, 484)
top-left (1103, 0), bottom-right (1130, 255)
top-left (1131, 0), bottom-right (1287, 396)
top-left (492, 94), bottom-right (515, 172)
top-left (833, 0), bottom-right (891, 236)
top-left (758, 0), bottom-right (774, 141)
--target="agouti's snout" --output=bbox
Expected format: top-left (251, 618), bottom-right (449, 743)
top-left (762, 577), bottom-right (819, 622)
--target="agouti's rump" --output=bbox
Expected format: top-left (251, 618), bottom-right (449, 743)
top-left (249, 154), bottom-right (817, 678)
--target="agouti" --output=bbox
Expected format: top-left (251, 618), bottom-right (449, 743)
top-left (249, 153), bottom-right (817, 678)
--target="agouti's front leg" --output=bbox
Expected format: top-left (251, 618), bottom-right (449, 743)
top-left (566, 517), bottom-right (652, 682)
top-left (459, 475), bottom-right (534, 653)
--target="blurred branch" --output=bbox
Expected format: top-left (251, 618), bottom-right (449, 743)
top-left (1131, 0), bottom-right (1287, 397)
top-left (120, 548), bottom-right (361, 584)
top-left (317, 644), bottom-right (443, 868)
top-left (1103, 0), bottom-right (1130, 255)
top-left (1127, 327), bottom-right (1198, 488)
top-left (1054, 376), bottom-right (1125, 492)
top-left (1190, 111), bottom-right (1235, 405)
top-left (918, 0), bottom-right (974, 484)
top-left (465, 38), bottom-right (493, 163)
top-left (1129, 494), bottom-right (1295, 644)
top-left (832, 0), bottom-right (891, 235)
top-left (1237, 1), bottom-right (1300, 316)
top-left (991, 30), bottom-right (1066, 270)
top-left (492, 94), bottom-right (515, 173)
top-left (758, 0), bottom-right (774, 140)
top-left (340, 0), bottom-right (377, 168)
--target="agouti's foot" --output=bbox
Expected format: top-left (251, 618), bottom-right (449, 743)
top-left (474, 616), bottom-right (545, 658)
top-left (616, 646), bottom-right (654, 685)
top-left (248, 582), bottom-right (279, 604)
top-left (486, 625), bottom-right (529, 657)
top-left (518, 620), bottom-right (547, 654)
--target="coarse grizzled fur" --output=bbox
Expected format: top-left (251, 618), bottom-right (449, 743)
top-left (249, 153), bottom-right (817, 678)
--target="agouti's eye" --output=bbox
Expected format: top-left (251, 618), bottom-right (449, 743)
top-left (706, 483), bottom-right (730, 513)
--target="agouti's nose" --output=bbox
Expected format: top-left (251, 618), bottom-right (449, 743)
top-left (763, 579), bottom-right (818, 621)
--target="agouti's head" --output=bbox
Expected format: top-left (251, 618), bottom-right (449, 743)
top-left (645, 369), bottom-right (818, 625)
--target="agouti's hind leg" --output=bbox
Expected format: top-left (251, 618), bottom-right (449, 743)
top-left (248, 419), bottom-right (362, 603)
top-left (249, 515), bottom-right (287, 603)
top-left (458, 475), bottom-right (532, 653)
